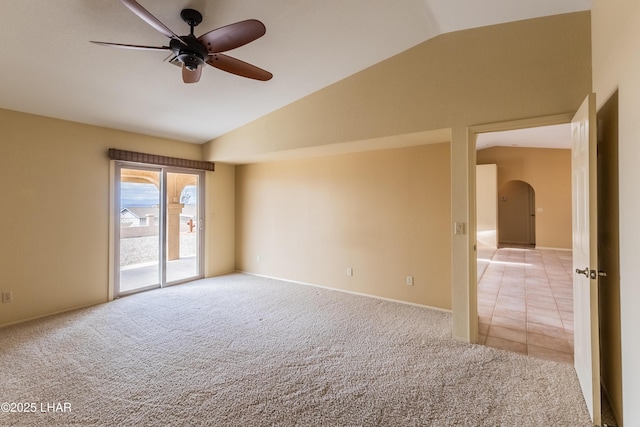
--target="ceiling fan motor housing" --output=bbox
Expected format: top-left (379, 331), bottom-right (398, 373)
top-left (178, 52), bottom-right (203, 71)
top-left (170, 36), bottom-right (208, 70)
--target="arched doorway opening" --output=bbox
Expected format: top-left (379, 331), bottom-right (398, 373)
top-left (498, 180), bottom-right (536, 247)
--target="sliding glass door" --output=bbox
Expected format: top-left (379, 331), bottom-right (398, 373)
top-left (115, 164), bottom-right (203, 296)
top-left (118, 166), bottom-right (161, 293)
top-left (165, 171), bottom-right (200, 283)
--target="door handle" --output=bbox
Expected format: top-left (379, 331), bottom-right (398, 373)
top-left (575, 267), bottom-right (589, 277)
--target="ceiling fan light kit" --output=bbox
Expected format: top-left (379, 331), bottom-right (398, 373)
top-left (91, 0), bottom-right (272, 84)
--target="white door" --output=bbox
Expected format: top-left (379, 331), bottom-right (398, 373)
top-left (571, 93), bottom-right (601, 425)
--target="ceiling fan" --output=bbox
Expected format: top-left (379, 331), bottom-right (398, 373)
top-left (91, 0), bottom-right (272, 83)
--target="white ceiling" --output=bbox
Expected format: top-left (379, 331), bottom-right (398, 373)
top-left (0, 0), bottom-right (591, 144)
top-left (476, 124), bottom-right (573, 151)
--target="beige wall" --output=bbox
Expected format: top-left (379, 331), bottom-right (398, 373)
top-left (477, 147), bottom-right (572, 249)
top-left (592, 0), bottom-right (640, 424)
top-left (596, 91), bottom-right (622, 425)
top-left (0, 108), bottom-right (235, 327)
top-left (204, 12), bottom-right (592, 339)
top-left (235, 143), bottom-right (452, 309)
top-left (204, 163), bottom-right (236, 277)
top-left (206, 13), bottom-right (591, 163)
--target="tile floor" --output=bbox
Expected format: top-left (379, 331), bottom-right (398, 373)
top-left (477, 245), bottom-right (575, 364)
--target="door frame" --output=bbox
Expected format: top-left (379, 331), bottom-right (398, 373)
top-left (466, 113), bottom-right (573, 343)
top-left (109, 161), bottom-right (205, 298)
top-left (115, 162), bottom-right (164, 296)
top-left (163, 167), bottom-right (205, 287)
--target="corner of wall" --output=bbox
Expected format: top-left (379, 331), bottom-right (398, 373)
top-left (204, 163), bottom-right (236, 277)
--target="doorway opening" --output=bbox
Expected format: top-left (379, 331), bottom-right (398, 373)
top-left (471, 107), bottom-right (622, 425)
top-left (498, 180), bottom-right (536, 247)
top-left (115, 163), bottom-right (204, 296)
top-left (474, 122), bottom-right (574, 364)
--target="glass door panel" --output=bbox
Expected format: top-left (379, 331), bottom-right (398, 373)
top-left (115, 165), bottom-right (203, 296)
top-left (118, 167), bottom-right (161, 293)
top-left (166, 171), bottom-right (200, 283)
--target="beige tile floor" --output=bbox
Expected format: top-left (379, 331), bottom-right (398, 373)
top-left (477, 245), bottom-right (575, 364)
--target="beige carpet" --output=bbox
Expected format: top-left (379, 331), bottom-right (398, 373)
top-left (0, 273), bottom-right (592, 426)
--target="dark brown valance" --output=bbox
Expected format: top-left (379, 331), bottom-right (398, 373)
top-left (108, 149), bottom-right (215, 172)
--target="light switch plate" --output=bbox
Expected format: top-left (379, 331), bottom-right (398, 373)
top-left (2, 291), bottom-right (12, 303)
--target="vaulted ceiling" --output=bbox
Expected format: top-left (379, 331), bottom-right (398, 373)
top-left (0, 0), bottom-right (591, 144)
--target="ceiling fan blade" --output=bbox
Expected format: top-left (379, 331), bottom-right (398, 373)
top-left (91, 41), bottom-right (170, 51)
top-left (206, 53), bottom-right (272, 81)
top-left (198, 19), bottom-right (266, 53)
top-left (182, 64), bottom-right (202, 84)
top-left (120, 0), bottom-right (186, 46)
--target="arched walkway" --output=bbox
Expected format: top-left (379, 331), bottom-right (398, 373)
top-left (498, 180), bottom-right (536, 247)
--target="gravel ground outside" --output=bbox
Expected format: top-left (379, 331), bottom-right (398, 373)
top-left (120, 232), bottom-right (196, 266)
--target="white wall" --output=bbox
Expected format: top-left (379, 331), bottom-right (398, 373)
top-left (476, 164), bottom-right (497, 247)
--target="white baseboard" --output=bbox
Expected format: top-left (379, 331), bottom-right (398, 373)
top-left (235, 270), bottom-right (452, 314)
top-left (0, 301), bottom-right (104, 329)
top-left (534, 246), bottom-right (572, 251)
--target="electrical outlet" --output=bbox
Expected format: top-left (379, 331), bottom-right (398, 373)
top-left (406, 276), bottom-right (414, 286)
top-left (2, 291), bottom-right (12, 303)
top-left (347, 267), bottom-right (353, 277)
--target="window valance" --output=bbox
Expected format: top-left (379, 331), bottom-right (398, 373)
top-left (108, 148), bottom-right (215, 171)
